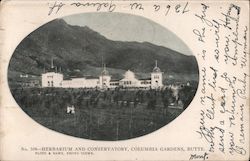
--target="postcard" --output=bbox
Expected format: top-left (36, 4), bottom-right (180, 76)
top-left (0, 0), bottom-right (249, 160)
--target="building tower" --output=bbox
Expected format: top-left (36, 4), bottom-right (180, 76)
top-left (99, 64), bottom-right (111, 89)
top-left (151, 60), bottom-right (163, 89)
top-left (41, 58), bottom-right (63, 87)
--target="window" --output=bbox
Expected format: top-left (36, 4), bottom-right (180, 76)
top-left (154, 75), bottom-right (159, 79)
top-left (51, 81), bottom-right (54, 87)
top-left (125, 81), bottom-right (131, 85)
top-left (48, 81), bottom-right (50, 86)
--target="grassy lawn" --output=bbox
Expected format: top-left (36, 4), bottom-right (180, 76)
top-left (12, 87), bottom-right (187, 140)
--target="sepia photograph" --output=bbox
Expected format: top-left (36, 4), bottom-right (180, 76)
top-left (7, 13), bottom-right (199, 140)
top-left (1, 1), bottom-right (249, 161)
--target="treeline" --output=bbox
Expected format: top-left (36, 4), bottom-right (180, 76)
top-left (11, 85), bottom-right (196, 116)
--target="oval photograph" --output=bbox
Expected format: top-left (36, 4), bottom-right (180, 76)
top-left (8, 13), bottom-right (199, 141)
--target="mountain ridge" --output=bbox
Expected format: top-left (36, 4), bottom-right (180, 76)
top-left (8, 19), bottom-right (199, 82)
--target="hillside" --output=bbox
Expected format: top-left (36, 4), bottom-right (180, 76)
top-left (8, 19), bottom-right (199, 82)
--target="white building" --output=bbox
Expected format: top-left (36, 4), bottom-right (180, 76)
top-left (99, 64), bottom-right (111, 89)
top-left (42, 72), bottom-right (63, 87)
top-left (41, 60), bottom-right (164, 89)
top-left (41, 59), bottom-right (63, 87)
top-left (151, 60), bottom-right (163, 89)
top-left (119, 70), bottom-right (140, 88)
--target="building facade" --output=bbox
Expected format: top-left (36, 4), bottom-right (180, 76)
top-left (41, 60), bottom-right (164, 89)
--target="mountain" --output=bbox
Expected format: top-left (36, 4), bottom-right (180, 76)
top-left (8, 19), bottom-right (199, 82)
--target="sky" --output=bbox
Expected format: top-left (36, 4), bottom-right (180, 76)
top-left (63, 12), bottom-right (192, 55)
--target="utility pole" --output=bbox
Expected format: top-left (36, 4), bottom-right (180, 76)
top-left (97, 116), bottom-right (100, 129)
top-left (129, 105), bottom-right (133, 137)
top-left (51, 58), bottom-right (54, 68)
top-left (116, 120), bottom-right (119, 140)
top-left (101, 55), bottom-right (104, 89)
